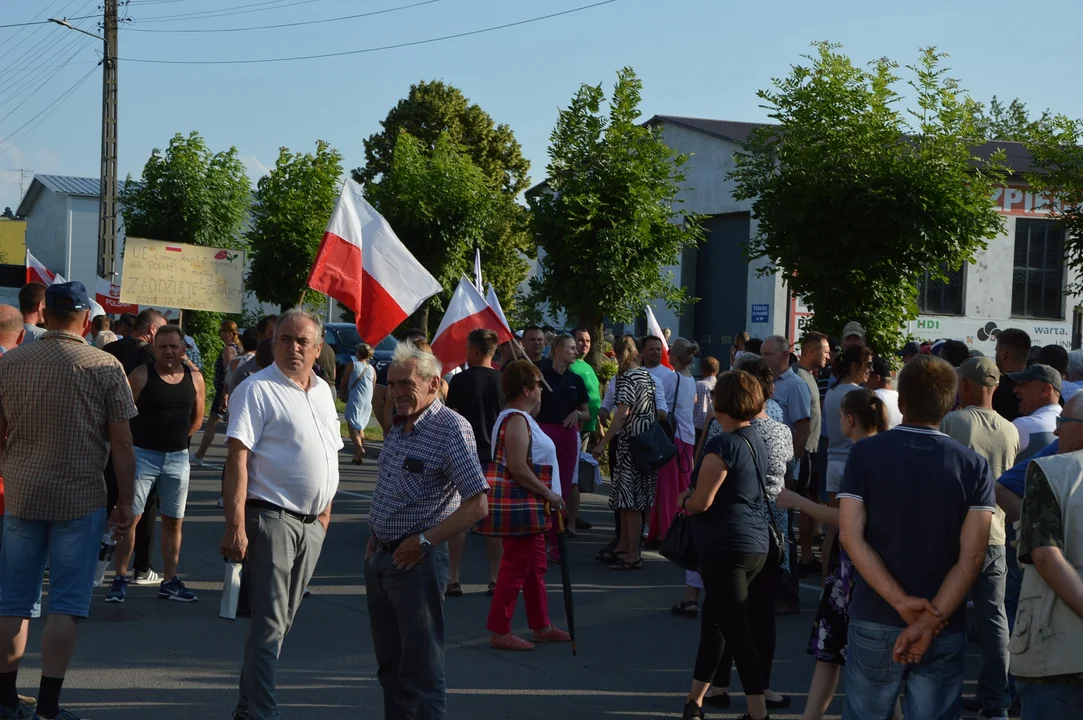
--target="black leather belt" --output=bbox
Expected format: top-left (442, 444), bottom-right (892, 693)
top-left (373, 535), bottom-right (405, 553)
top-left (246, 498), bottom-right (318, 524)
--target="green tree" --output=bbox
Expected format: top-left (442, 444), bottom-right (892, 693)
top-left (353, 80), bottom-right (530, 195)
top-left (247, 140), bottom-right (344, 311)
top-left (526, 67), bottom-right (704, 365)
top-left (120, 131), bottom-right (251, 368)
top-left (365, 131), bottom-right (531, 333)
top-left (730, 44), bottom-right (1008, 353)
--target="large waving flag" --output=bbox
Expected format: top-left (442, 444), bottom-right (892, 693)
top-left (431, 276), bottom-right (513, 374)
top-left (485, 283), bottom-right (511, 336)
top-left (26, 249), bottom-right (55, 285)
top-left (645, 305), bottom-right (672, 369)
top-left (307, 179), bottom-right (441, 344)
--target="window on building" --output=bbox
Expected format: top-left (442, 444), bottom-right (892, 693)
top-left (917, 263), bottom-right (964, 315)
top-left (1012, 219), bottom-right (1065, 319)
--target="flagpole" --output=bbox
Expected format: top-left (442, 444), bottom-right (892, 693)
top-left (506, 337), bottom-right (552, 392)
top-left (298, 288), bottom-right (307, 307)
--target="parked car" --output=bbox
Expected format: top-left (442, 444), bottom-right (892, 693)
top-left (323, 323), bottom-right (396, 383)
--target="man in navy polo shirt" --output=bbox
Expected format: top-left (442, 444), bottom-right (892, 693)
top-left (839, 354), bottom-right (996, 720)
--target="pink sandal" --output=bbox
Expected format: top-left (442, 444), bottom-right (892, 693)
top-left (490, 633), bottom-right (535, 651)
top-left (532, 626), bottom-right (571, 643)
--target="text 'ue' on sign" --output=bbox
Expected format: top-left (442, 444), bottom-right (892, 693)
top-left (119, 238), bottom-right (245, 314)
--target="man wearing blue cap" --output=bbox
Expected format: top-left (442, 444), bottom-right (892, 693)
top-left (0, 281), bottom-right (138, 720)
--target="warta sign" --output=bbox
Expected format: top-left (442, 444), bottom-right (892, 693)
top-left (907, 316), bottom-right (1072, 354)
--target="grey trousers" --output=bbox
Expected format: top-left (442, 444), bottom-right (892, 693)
top-left (972, 544), bottom-right (1011, 718)
top-left (235, 506), bottom-right (326, 720)
top-left (365, 542), bottom-right (450, 720)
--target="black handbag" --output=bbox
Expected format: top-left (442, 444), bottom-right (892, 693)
top-left (738, 433), bottom-right (786, 567)
top-left (629, 421), bottom-right (678, 472)
top-left (660, 512), bottom-right (698, 570)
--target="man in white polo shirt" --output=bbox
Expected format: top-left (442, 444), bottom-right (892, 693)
top-left (220, 309), bottom-right (343, 720)
top-left (1010, 363), bottom-right (1062, 462)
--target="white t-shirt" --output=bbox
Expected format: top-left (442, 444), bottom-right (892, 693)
top-left (227, 362), bottom-right (344, 515)
top-left (874, 388), bottom-right (903, 429)
top-left (645, 363), bottom-right (678, 415)
top-left (492, 408), bottom-right (562, 497)
top-left (1013, 403), bottom-right (1061, 454)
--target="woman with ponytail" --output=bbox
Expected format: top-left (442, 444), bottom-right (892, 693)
top-left (822, 345), bottom-right (874, 497)
top-left (777, 388), bottom-right (891, 720)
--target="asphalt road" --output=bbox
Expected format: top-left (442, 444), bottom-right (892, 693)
top-left (15, 429), bottom-right (990, 719)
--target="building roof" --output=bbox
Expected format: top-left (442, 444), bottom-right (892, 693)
top-left (644, 115), bottom-right (767, 144)
top-left (15, 174), bottom-right (128, 217)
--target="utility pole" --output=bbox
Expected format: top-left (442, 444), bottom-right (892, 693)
top-left (98, 0), bottom-right (119, 280)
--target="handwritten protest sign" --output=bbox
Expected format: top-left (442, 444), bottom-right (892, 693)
top-left (120, 238), bottom-right (245, 313)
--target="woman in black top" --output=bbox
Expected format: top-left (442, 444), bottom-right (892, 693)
top-left (677, 370), bottom-right (771, 720)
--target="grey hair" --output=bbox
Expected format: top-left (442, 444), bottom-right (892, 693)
top-left (763, 335), bottom-right (789, 353)
top-left (733, 352), bottom-right (762, 370)
top-left (94, 330), bottom-right (118, 349)
top-left (670, 337), bottom-right (699, 364)
top-left (275, 308), bottom-right (324, 342)
top-left (391, 340), bottom-right (442, 381)
top-left (1069, 349), bottom-right (1083, 379)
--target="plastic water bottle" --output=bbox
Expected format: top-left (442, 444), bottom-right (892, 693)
top-left (220, 560), bottom-right (243, 620)
top-left (93, 525), bottom-right (117, 587)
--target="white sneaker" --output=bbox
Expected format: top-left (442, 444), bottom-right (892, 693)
top-left (191, 456), bottom-right (204, 467)
top-left (217, 495), bottom-right (225, 508)
top-left (132, 568), bottom-right (161, 585)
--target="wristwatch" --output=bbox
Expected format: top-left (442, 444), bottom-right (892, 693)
top-left (418, 532), bottom-right (432, 551)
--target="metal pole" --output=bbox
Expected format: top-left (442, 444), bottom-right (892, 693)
top-left (97, 0), bottom-right (118, 281)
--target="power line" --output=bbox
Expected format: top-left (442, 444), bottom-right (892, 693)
top-left (0, 63), bottom-right (100, 160)
top-left (119, 0), bottom-right (621, 64)
top-left (124, 0), bottom-right (440, 33)
top-left (0, 0), bottom-right (85, 66)
top-left (0, 37), bottom-right (94, 121)
top-left (132, 0), bottom-right (329, 23)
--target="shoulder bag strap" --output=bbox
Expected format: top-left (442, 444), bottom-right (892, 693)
top-left (737, 431), bottom-right (783, 541)
top-left (494, 411), bottom-right (533, 467)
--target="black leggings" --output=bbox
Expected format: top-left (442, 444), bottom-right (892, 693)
top-left (717, 548), bottom-right (781, 688)
top-left (694, 551), bottom-right (767, 696)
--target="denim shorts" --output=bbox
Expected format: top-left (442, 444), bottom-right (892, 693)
top-left (0, 508), bottom-right (107, 618)
top-left (134, 447), bottom-right (191, 519)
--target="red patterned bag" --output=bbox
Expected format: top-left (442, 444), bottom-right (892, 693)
top-left (474, 413), bottom-right (553, 537)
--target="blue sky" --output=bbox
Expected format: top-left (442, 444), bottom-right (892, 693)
top-left (2, 0), bottom-right (1082, 210)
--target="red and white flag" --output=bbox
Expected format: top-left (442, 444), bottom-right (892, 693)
top-left (307, 179), bottom-right (441, 344)
top-left (26, 249), bottom-right (56, 285)
top-left (96, 277), bottom-right (138, 314)
top-left (645, 305), bottom-right (672, 369)
top-left (431, 276), bottom-right (512, 374)
top-left (484, 283), bottom-right (511, 336)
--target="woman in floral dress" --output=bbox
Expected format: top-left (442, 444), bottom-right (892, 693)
top-left (776, 387), bottom-right (889, 720)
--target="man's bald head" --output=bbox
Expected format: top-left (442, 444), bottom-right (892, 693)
top-left (0, 305), bottom-right (25, 349)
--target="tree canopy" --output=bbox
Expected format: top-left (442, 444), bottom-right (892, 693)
top-left (730, 44), bottom-right (1008, 353)
top-left (353, 80), bottom-right (530, 196)
top-left (526, 66), bottom-right (703, 361)
top-left (247, 140), bottom-right (343, 310)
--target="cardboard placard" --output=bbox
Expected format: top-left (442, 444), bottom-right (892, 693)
top-left (120, 238), bottom-right (245, 313)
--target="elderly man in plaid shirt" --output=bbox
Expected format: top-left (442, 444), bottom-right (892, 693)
top-left (366, 341), bottom-right (489, 720)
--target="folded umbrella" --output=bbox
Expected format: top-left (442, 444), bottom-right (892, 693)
top-left (553, 507), bottom-right (576, 655)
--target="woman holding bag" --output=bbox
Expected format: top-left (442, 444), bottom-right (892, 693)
top-left (486, 360), bottom-right (571, 651)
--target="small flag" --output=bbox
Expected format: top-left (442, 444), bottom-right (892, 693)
top-left (485, 283), bottom-right (511, 336)
top-left (25, 249), bottom-right (56, 286)
top-left (95, 277), bottom-right (138, 314)
top-left (431, 276), bottom-right (513, 374)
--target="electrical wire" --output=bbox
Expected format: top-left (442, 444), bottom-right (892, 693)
top-left (0, 63), bottom-right (100, 160)
top-left (119, 0), bottom-right (620, 64)
top-left (0, 0), bottom-right (86, 66)
top-left (0, 36), bottom-right (94, 117)
top-left (132, 0), bottom-right (329, 23)
top-left (124, 0), bottom-right (439, 32)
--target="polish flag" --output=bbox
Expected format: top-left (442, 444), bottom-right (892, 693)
top-left (95, 277), bottom-right (138, 314)
top-left (431, 276), bottom-right (512, 374)
top-left (307, 179), bottom-right (441, 344)
top-left (25, 250), bottom-right (55, 285)
top-left (485, 283), bottom-right (511, 336)
top-left (645, 305), bottom-right (672, 369)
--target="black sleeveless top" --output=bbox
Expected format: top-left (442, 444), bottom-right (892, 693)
top-left (132, 364), bottom-right (196, 453)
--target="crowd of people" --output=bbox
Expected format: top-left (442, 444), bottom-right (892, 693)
top-left (0, 274), bottom-right (1081, 720)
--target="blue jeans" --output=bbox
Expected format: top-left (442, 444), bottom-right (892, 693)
top-left (1005, 526), bottom-right (1023, 702)
top-left (0, 509), bottom-right (106, 618)
top-left (365, 542), bottom-right (450, 720)
top-left (843, 621), bottom-right (966, 720)
top-left (971, 545), bottom-right (1011, 718)
top-left (0, 520), bottom-right (41, 619)
top-left (1018, 682), bottom-right (1083, 720)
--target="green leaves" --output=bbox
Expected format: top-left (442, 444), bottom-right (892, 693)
top-left (246, 140), bottom-right (344, 309)
top-left (527, 66), bottom-right (704, 339)
top-left (731, 44), bottom-right (1006, 353)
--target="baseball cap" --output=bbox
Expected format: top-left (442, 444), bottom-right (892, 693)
top-left (871, 356), bottom-right (893, 378)
top-left (1008, 363), bottom-right (1063, 393)
top-left (44, 281), bottom-right (91, 312)
top-left (842, 321), bottom-right (865, 340)
top-left (898, 341), bottom-right (920, 358)
top-left (958, 357), bottom-right (1000, 387)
